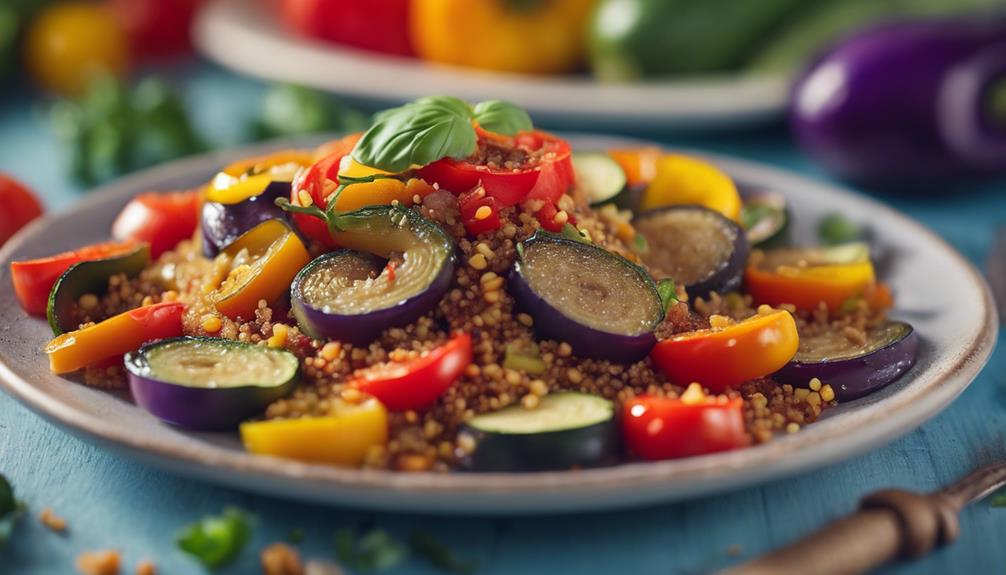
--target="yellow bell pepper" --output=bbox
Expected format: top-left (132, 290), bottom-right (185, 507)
top-left (410, 0), bottom-right (595, 75)
top-left (213, 220), bottom-right (310, 319)
top-left (333, 158), bottom-right (434, 212)
top-left (240, 399), bottom-right (388, 466)
top-left (639, 154), bottom-right (742, 222)
top-left (206, 150), bottom-right (314, 204)
top-left (745, 245), bottom-right (878, 312)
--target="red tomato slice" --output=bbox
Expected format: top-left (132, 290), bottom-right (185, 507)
top-left (458, 187), bottom-right (501, 236)
top-left (0, 173), bottom-right (44, 247)
top-left (10, 241), bottom-right (142, 316)
top-left (351, 333), bottom-right (472, 411)
top-left (112, 190), bottom-right (199, 258)
top-left (622, 394), bottom-right (749, 460)
top-left (290, 134), bottom-right (361, 248)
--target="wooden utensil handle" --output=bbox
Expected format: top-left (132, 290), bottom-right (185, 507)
top-left (719, 490), bottom-right (960, 575)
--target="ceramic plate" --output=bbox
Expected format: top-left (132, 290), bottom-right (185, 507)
top-left (0, 135), bottom-right (996, 515)
top-left (193, 0), bottom-right (788, 131)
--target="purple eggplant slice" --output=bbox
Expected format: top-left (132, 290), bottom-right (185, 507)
top-left (774, 321), bottom-right (918, 401)
top-left (126, 336), bottom-right (299, 430)
top-left (511, 231), bottom-right (663, 363)
top-left (291, 206), bottom-right (455, 345)
top-left (201, 160), bottom-right (305, 257)
top-left (634, 205), bottom-right (749, 298)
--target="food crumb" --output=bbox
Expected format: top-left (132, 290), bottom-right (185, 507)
top-left (261, 542), bottom-right (304, 575)
top-left (39, 506), bottom-right (67, 533)
top-left (786, 422), bottom-right (800, 434)
top-left (135, 560), bottom-right (156, 575)
top-left (75, 550), bottom-right (121, 575)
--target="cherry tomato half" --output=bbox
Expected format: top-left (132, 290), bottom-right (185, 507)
top-left (351, 332), bottom-right (472, 411)
top-left (112, 190), bottom-right (200, 258)
top-left (623, 391), bottom-right (749, 461)
top-left (0, 173), bottom-right (44, 247)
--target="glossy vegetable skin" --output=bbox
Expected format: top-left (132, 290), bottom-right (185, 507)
top-left (459, 392), bottom-right (618, 472)
top-left (126, 337), bottom-right (299, 430)
top-left (745, 244), bottom-right (877, 312)
top-left (650, 309), bottom-right (799, 392)
top-left (24, 2), bottom-right (129, 95)
top-left (292, 207), bottom-right (455, 344)
top-left (623, 390), bottom-right (748, 461)
top-left (282, 0), bottom-right (413, 56)
top-left (411, 0), bottom-right (592, 74)
top-left (240, 399), bottom-right (388, 466)
top-left (112, 190), bottom-right (200, 258)
top-left (634, 206), bottom-right (749, 298)
top-left (45, 301), bottom-right (185, 374)
top-left (511, 232), bottom-right (664, 363)
top-left (10, 242), bottom-right (140, 316)
top-left (0, 174), bottom-right (43, 247)
top-left (352, 333), bottom-right (471, 411)
top-left (791, 18), bottom-right (1006, 190)
top-left (213, 219), bottom-right (311, 320)
top-left (108, 0), bottom-right (201, 59)
top-left (639, 154), bottom-right (741, 221)
top-left (740, 188), bottom-right (789, 247)
top-left (47, 243), bottom-right (150, 334)
top-left (775, 321), bottom-right (918, 401)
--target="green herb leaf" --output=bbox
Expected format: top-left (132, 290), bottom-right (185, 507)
top-left (410, 530), bottom-right (479, 574)
top-left (633, 233), bottom-right (649, 254)
top-left (334, 528), bottom-right (408, 572)
top-left (177, 507), bottom-right (253, 570)
top-left (472, 100), bottom-right (532, 136)
top-left (818, 213), bottom-right (863, 246)
top-left (657, 279), bottom-right (678, 311)
top-left (353, 96), bottom-right (478, 173)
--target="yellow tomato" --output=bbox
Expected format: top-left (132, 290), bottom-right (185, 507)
top-left (240, 399), bottom-right (388, 466)
top-left (410, 0), bottom-right (594, 75)
top-left (640, 155), bottom-right (742, 222)
top-left (24, 2), bottom-right (129, 96)
top-left (213, 220), bottom-right (310, 320)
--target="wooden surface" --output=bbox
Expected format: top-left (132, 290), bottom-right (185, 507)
top-left (1, 65), bottom-right (1004, 575)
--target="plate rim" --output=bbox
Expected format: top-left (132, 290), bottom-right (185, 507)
top-left (0, 135), bottom-right (997, 514)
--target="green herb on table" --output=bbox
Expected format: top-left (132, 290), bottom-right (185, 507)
top-left (818, 213), bottom-right (864, 246)
top-left (0, 473), bottom-right (25, 547)
top-left (177, 506), bottom-right (253, 569)
top-left (410, 530), bottom-right (479, 574)
top-left (334, 527), bottom-right (408, 572)
top-left (51, 75), bottom-right (206, 186)
top-left (252, 84), bottom-right (369, 141)
top-left (352, 96), bottom-right (533, 173)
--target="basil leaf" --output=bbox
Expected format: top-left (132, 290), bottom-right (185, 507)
top-left (472, 100), bottom-right (532, 135)
top-left (657, 279), bottom-right (678, 311)
top-left (177, 507), bottom-right (253, 569)
top-left (334, 528), bottom-right (408, 572)
top-left (353, 96), bottom-right (477, 172)
top-left (410, 530), bottom-right (479, 574)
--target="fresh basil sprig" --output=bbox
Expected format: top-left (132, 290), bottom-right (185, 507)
top-left (352, 96), bottom-right (533, 173)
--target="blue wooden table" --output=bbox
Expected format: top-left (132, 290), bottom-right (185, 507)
top-left (1, 64), bottom-right (1004, 575)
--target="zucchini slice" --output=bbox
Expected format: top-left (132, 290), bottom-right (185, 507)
top-left (573, 152), bottom-right (628, 206)
top-left (47, 243), bottom-right (151, 335)
top-left (459, 392), bottom-right (618, 472)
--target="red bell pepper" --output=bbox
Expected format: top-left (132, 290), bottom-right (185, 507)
top-left (111, 190), bottom-right (200, 258)
top-left (281, 0), bottom-right (413, 57)
top-left (351, 332), bottom-right (472, 411)
top-left (622, 390), bottom-right (749, 461)
top-left (10, 241), bottom-right (142, 316)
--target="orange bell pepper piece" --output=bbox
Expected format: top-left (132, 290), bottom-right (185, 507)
top-left (609, 148), bottom-right (661, 187)
top-left (45, 301), bottom-right (185, 374)
top-left (745, 247), bottom-right (877, 312)
top-left (650, 308), bottom-right (799, 392)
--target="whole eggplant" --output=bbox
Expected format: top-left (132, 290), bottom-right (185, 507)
top-left (790, 16), bottom-right (1006, 191)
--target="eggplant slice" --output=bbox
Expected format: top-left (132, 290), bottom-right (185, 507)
top-left (774, 321), bottom-right (918, 401)
top-left (511, 231), bottom-right (664, 363)
top-left (292, 206), bottom-right (455, 345)
top-left (634, 205), bottom-right (749, 298)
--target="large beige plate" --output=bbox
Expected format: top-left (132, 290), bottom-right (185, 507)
top-left (0, 135), bottom-right (996, 514)
top-left (193, 0), bottom-right (788, 130)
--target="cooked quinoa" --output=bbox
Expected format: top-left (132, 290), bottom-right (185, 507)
top-left (67, 170), bottom-right (891, 472)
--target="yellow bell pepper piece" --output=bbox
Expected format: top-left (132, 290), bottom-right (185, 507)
top-left (214, 220), bottom-right (310, 320)
top-left (240, 399), bottom-right (388, 466)
top-left (333, 159), bottom-right (434, 212)
top-left (639, 154), bottom-right (742, 222)
top-left (206, 150), bottom-right (314, 204)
